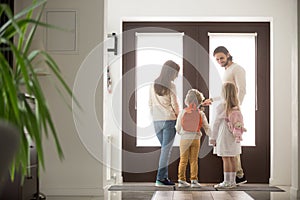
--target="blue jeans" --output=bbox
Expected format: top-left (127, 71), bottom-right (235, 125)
top-left (154, 120), bottom-right (176, 181)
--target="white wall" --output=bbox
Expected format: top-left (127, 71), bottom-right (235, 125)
top-left (105, 0), bottom-right (298, 187)
top-left (41, 0), bottom-right (104, 196)
top-left (16, 0), bottom-right (105, 196)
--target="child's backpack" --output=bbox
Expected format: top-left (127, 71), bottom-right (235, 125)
top-left (181, 104), bottom-right (202, 132)
top-left (227, 107), bottom-right (247, 143)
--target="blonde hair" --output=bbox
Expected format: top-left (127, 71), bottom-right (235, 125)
top-left (222, 82), bottom-right (240, 116)
top-left (185, 89), bottom-right (205, 107)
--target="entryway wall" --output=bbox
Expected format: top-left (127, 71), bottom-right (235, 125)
top-left (104, 0), bottom-right (298, 196)
top-left (15, 0), bottom-right (105, 196)
top-left (14, 0), bottom-right (299, 198)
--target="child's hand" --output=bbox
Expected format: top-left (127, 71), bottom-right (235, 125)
top-left (209, 139), bottom-right (216, 146)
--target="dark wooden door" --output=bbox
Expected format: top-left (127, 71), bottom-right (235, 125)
top-left (122, 22), bottom-right (270, 183)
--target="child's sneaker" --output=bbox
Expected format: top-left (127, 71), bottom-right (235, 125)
top-left (214, 181), bottom-right (236, 189)
top-left (155, 178), bottom-right (175, 187)
top-left (191, 180), bottom-right (201, 188)
top-left (178, 180), bottom-right (190, 188)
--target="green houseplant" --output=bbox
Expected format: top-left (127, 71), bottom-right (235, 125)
top-left (0, 0), bottom-right (76, 179)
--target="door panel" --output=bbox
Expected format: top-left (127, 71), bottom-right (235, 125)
top-left (122, 22), bottom-right (270, 183)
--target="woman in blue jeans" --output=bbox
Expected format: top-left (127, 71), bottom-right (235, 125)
top-left (149, 60), bottom-right (180, 186)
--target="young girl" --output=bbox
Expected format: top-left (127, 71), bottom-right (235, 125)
top-left (149, 60), bottom-right (180, 186)
top-left (210, 82), bottom-right (246, 189)
top-left (176, 89), bottom-right (211, 188)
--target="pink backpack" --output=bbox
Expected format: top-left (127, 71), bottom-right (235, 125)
top-left (227, 108), bottom-right (247, 143)
top-left (181, 104), bottom-right (202, 132)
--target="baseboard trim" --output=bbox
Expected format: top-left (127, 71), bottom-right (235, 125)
top-left (40, 187), bottom-right (104, 196)
top-left (269, 178), bottom-right (290, 186)
top-left (290, 187), bottom-right (300, 199)
top-left (269, 178), bottom-right (279, 185)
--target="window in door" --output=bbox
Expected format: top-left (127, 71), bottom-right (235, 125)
top-left (135, 32), bottom-right (184, 147)
top-left (208, 33), bottom-right (257, 146)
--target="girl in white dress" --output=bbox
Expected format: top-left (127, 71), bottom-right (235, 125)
top-left (210, 82), bottom-right (244, 188)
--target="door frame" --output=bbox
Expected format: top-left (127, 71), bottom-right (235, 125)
top-left (122, 21), bottom-right (270, 183)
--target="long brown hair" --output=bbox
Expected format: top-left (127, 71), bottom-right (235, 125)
top-left (154, 60), bottom-right (180, 96)
top-left (222, 82), bottom-right (240, 116)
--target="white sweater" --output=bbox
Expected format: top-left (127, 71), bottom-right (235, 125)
top-left (148, 83), bottom-right (179, 121)
top-left (223, 63), bottom-right (246, 104)
top-left (210, 63), bottom-right (246, 105)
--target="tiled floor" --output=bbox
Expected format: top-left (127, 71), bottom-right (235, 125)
top-left (46, 184), bottom-right (297, 200)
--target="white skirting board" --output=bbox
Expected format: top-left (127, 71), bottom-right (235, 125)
top-left (290, 187), bottom-right (300, 199)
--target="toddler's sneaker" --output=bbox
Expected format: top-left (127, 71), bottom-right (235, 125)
top-left (178, 180), bottom-right (190, 188)
top-left (214, 181), bottom-right (236, 189)
top-left (191, 180), bottom-right (201, 188)
top-left (155, 178), bottom-right (175, 187)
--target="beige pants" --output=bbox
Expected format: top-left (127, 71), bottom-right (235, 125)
top-left (178, 139), bottom-right (200, 181)
top-left (235, 154), bottom-right (244, 178)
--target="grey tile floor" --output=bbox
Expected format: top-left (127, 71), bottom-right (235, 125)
top-left (46, 185), bottom-right (297, 200)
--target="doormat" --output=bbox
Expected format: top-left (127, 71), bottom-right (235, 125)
top-left (108, 184), bottom-right (284, 192)
top-left (214, 184), bottom-right (285, 192)
top-left (108, 185), bottom-right (174, 191)
top-left (174, 185), bottom-right (216, 191)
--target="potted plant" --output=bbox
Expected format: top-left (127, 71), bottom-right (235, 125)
top-left (0, 0), bottom-right (77, 180)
